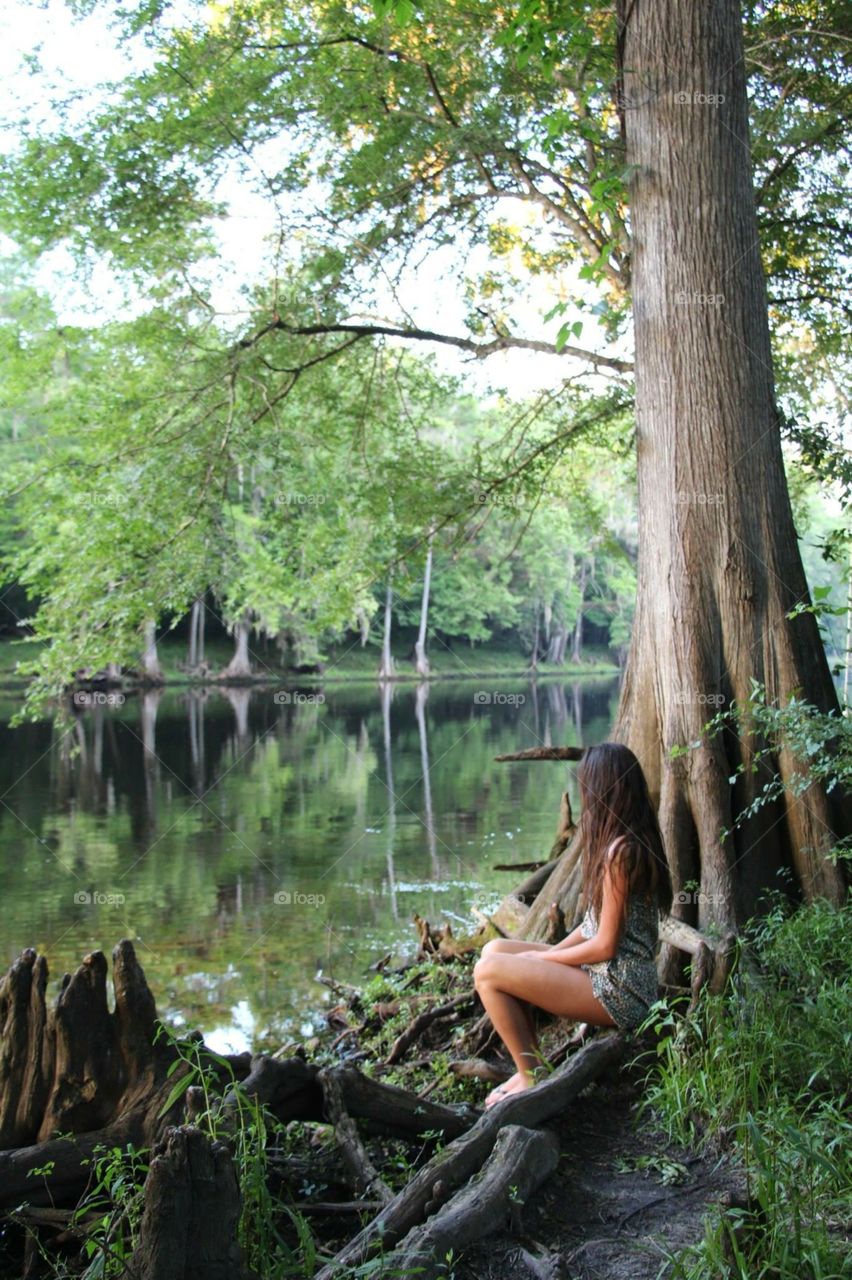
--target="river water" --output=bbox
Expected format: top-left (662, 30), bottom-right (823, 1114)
top-left (0, 675), bottom-right (620, 1053)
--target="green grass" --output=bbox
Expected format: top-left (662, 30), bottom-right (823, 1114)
top-left (632, 889), bottom-right (852, 1279)
top-left (0, 635), bottom-right (619, 689)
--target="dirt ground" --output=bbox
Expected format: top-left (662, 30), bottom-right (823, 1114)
top-left (452, 1050), bottom-right (747, 1280)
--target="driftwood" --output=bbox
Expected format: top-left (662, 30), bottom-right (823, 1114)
top-left (314, 1032), bottom-right (625, 1280)
top-left (387, 1123), bottom-right (561, 1280)
top-left (494, 747), bottom-right (585, 762)
top-left (128, 1125), bottom-right (254, 1280)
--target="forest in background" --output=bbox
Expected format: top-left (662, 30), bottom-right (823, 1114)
top-left (0, 0), bottom-right (848, 711)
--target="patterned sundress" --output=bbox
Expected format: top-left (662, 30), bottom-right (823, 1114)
top-left (578, 888), bottom-right (661, 1030)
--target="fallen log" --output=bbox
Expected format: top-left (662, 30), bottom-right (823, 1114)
top-left (314, 1031), bottom-right (625, 1280)
top-left (387, 1124), bottom-right (561, 1280)
top-left (385, 991), bottom-right (476, 1065)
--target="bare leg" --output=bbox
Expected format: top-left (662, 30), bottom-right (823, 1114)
top-left (474, 953), bottom-right (615, 1106)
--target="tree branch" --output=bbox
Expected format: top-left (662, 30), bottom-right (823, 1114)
top-left (239, 317), bottom-right (633, 374)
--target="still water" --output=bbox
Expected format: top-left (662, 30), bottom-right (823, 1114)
top-left (0, 676), bottom-right (619, 1053)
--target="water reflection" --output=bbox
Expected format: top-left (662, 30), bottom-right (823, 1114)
top-left (0, 676), bottom-right (620, 1052)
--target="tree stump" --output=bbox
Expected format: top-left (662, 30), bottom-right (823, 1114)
top-left (128, 1124), bottom-right (256, 1280)
top-left (0, 941), bottom-right (250, 1207)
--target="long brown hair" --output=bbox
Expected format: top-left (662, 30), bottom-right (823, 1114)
top-left (578, 742), bottom-right (672, 924)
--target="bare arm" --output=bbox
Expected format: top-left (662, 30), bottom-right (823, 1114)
top-left (553, 923), bottom-right (586, 950)
top-left (526, 849), bottom-right (628, 967)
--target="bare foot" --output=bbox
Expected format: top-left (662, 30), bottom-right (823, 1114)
top-left (484, 1071), bottom-right (520, 1107)
top-left (483, 1072), bottom-right (535, 1109)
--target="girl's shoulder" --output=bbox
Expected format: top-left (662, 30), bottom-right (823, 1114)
top-left (604, 834), bottom-right (633, 866)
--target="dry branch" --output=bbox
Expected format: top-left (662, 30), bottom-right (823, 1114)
top-left (318, 1066), bottom-right (394, 1206)
top-left (232, 1056), bottom-right (478, 1140)
top-left (385, 992), bottom-right (476, 1065)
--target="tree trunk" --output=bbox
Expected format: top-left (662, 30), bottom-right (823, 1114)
top-left (545, 624), bottom-right (568, 666)
top-left (839, 540), bottom-right (844, 711)
top-left (140, 619), bottom-right (164, 684)
top-left (414, 529), bottom-right (434, 678)
top-left (222, 613), bottom-right (253, 678)
top-left (356, 605), bottom-right (371, 647)
top-left (378, 580), bottom-right (396, 680)
top-left (188, 596), bottom-right (205, 669)
top-left (526, 0), bottom-right (850, 958)
top-left (528, 601), bottom-right (540, 672)
top-left (571, 559), bottom-right (587, 664)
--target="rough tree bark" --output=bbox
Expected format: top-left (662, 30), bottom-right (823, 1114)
top-left (524, 0), bottom-right (850, 970)
top-left (128, 1125), bottom-right (255, 1280)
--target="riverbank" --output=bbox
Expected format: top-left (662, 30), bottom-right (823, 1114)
top-left (6, 891), bottom-right (847, 1278)
top-left (0, 636), bottom-right (621, 690)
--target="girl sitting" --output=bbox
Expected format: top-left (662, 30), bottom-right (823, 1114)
top-left (473, 741), bottom-right (673, 1107)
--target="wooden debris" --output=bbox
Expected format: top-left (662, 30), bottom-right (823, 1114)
top-left (0, 941), bottom-right (249, 1208)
